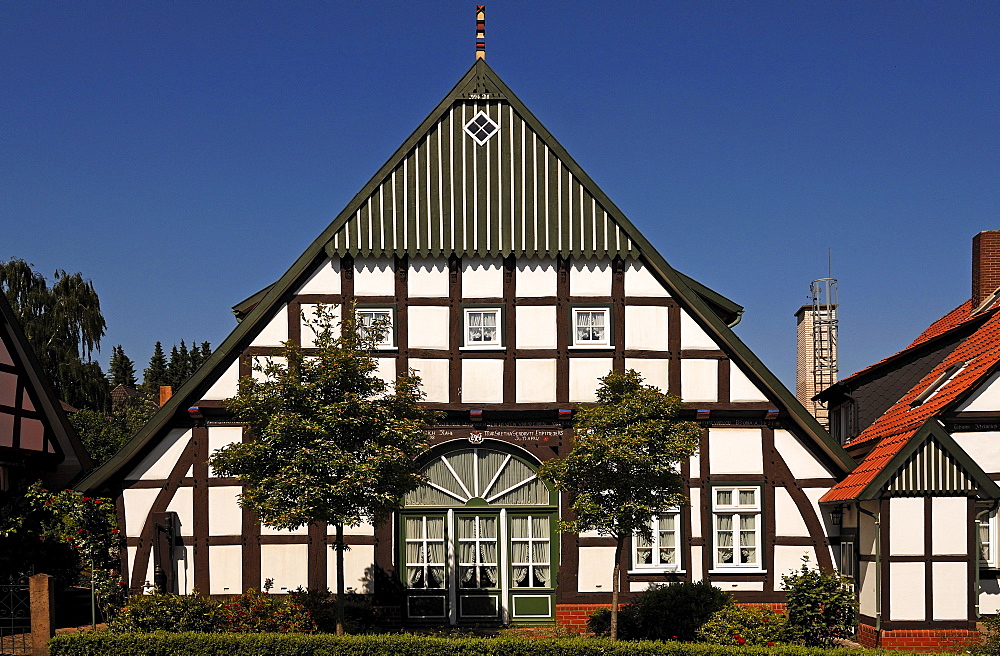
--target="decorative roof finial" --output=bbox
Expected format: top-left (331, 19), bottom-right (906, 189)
top-left (476, 5), bottom-right (486, 60)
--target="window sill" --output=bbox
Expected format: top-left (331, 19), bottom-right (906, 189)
top-left (459, 346), bottom-right (505, 351)
top-left (568, 345), bottom-right (613, 350)
top-left (708, 568), bottom-right (767, 575)
top-left (628, 569), bottom-right (686, 575)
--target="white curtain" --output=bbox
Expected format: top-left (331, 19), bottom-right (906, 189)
top-left (716, 514), bottom-right (734, 564)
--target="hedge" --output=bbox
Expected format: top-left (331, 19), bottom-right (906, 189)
top-left (48, 632), bottom-right (951, 656)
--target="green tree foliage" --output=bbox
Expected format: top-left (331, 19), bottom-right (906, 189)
top-left (141, 341), bottom-right (169, 396)
top-left (210, 305), bottom-right (436, 634)
top-left (70, 396), bottom-right (156, 467)
top-left (108, 345), bottom-right (137, 388)
top-left (781, 557), bottom-right (857, 647)
top-left (589, 581), bottom-right (732, 641)
top-left (538, 370), bottom-right (701, 640)
top-left (0, 258), bottom-right (108, 410)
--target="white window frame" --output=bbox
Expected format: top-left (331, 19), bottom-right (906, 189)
top-left (510, 514), bottom-right (552, 589)
top-left (631, 511), bottom-right (682, 572)
top-left (839, 541), bottom-right (856, 579)
top-left (463, 308), bottom-right (502, 348)
top-left (404, 515), bottom-right (446, 590)
top-left (711, 486), bottom-right (763, 571)
top-left (357, 308), bottom-right (395, 348)
top-left (571, 307), bottom-right (611, 347)
top-left (979, 507), bottom-right (998, 569)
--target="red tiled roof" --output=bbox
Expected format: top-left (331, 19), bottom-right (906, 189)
top-left (822, 308), bottom-right (1000, 502)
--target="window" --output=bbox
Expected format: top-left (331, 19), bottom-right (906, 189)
top-left (357, 308), bottom-right (394, 347)
top-left (572, 308), bottom-right (610, 346)
top-left (464, 111), bottom-right (499, 145)
top-left (839, 541), bottom-right (856, 579)
top-left (511, 515), bottom-right (551, 587)
top-left (713, 486), bottom-right (761, 569)
top-left (464, 308), bottom-right (501, 347)
top-left (979, 507), bottom-right (998, 568)
top-left (911, 361), bottom-right (966, 406)
top-left (404, 515), bottom-right (446, 589)
top-left (633, 512), bottom-right (681, 570)
top-left (457, 515), bottom-right (499, 588)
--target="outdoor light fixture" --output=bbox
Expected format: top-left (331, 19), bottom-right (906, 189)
top-left (831, 505), bottom-right (846, 525)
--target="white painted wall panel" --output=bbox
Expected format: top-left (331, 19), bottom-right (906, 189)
top-left (327, 544), bottom-right (375, 593)
top-left (956, 371), bottom-right (1000, 412)
top-left (681, 359), bottom-right (718, 403)
top-left (570, 259), bottom-right (611, 297)
top-left (730, 365), bottom-right (768, 402)
top-left (408, 306), bottom-right (450, 349)
top-left (718, 581), bottom-right (765, 591)
top-left (409, 359), bottom-right (449, 402)
top-left (296, 257), bottom-right (341, 294)
top-left (202, 360), bottom-right (240, 401)
top-left (126, 428), bottom-right (191, 481)
top-left (328, 520), bottom-right (375, 536)
top-left (624, 306), bottom-right (669, 351)
top-left (209, 545), bottom-right (243, 595)
top-left (772, 546), bottom-right (815, 591)
top-left (889, 562), bottom-right (925, 621)
top-left (251, 305), bottom-right (289, 347)
top-left (889, 497), bottom-right (925, 555)
top-left (803, 488), bottom-right (831, 536)
top-left (932, 561), bottom-right (968, 620)
top-left (859, 502), bottom-right (878, 556)
top-left (174, 546), bottom-right (193, 595)
top-left (689, 488), bottom-right (702, 539)
top-left (577, 546), bottom-right (615, 592)
top-left (375, 358), bottom-right (396, 387)
top-left (981, 578), bottom-right (1000, 614)
top-left (165, 487), bottom-right (194, 537)
top-left (774, 430), bottom-right (833, 479)
top-left (261, 522), bottom-right (308, 536)
top-left (208, 486), bottom-right (243, 536)
top-left (859, 561), bottom-right (877, 616)
top-left (353, 257), bottom-right (395, 296)
top-left (569, 358), bottom-right (613, 402)
top-left (260, 544), bottom-right (309, 593)
top-left (680, 311), bottom-right (716, 350)
top-left (462, 359), bottom-right (504, 403)
top-left (931, 497), bottom-right (967, 555)
top-left (251, 356), bottom-right (287, 383)
top-left (953, 432), bottom-right (1000, 474)
top-left (516, 259), bottom-right (557, 297)
top-left (408, 258), bottom-right (449, 297)
top-left (624, 261), bottom-right (670, 297)
top-left (300, 304), bottom-right (341, 348)
top-left (774, 487), bottom-right (809, 537)
top-left (208, 426), bottom-right (243, 478)
top-left (690, 545), bottom-right (703, 581)
top-left (624, 358), bottom-right (669, 393)
top-left (123, 488), bottom-right (158, 538)
top-left (708, 428), bottom-right (763, 475)
top-left (126, 545), bottom-right (155, 591)
top-left (462, 258), bottom-right (503, 298)
top-left (515, 359), bottom-right (557, 403)
top-left (515, 306), bottom-right (557, 349)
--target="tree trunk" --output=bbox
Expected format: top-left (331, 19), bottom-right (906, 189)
top-left (335, 523), bottom-right (346, 636)
top-left (610, 538), bottom-right (623, 641)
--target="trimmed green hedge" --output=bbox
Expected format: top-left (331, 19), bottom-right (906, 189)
top-left (48, 632), bottom-right (947, 656)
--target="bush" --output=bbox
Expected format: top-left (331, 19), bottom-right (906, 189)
top-left (589, 582), bottom-right (732, 641)
top-left (287, 587), bottom-right (375, 634)
top-left (696, 605), bottom-right (788, 645)
top-left (588, 605), bottom-right (640, 639)
top-left (216, 589), bottom-right (316, 633)
top-left (781, 558), bottom-right (857, 647)
top-left (109, 593), bottom-right (219, 633)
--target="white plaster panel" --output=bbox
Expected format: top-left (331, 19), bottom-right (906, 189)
top-left (375, 358), bottom-right (396, 387)
top-left (408, 258), bottom-right (449, 297)
top-left (300, 304), bottom-right (341, 348)
top-left (261, 522), bottom-right (308, 536)
top-left (630, 581), bottom-right (656, 592)
top-left (578, 528), bottom-right (612, 538)
top-left (327, 544), bottom-right (375, 593)
top-left (577, 546), bottom-right (615, 592)
top-left (296, 257), bottom-right (341, 294)
top-left (570, 259), bottom-right (611, 297)
top-left (126, 546), bottom-right (155, 591)
top-left (126, 428), bottom-right (192, 481)
top-left (889, 562), bottom-right (925, 621)
top-left (409, 359), bottom-right (449, 403)
top-left (250, 305), bottom-right (289, 347)
top-left (123, 488), bottom-right (159, 538)
top-left (328, 520), bottom-right (375, 536)
top-left (408, 306), bottom-right (450, 349)
top-left (165, 486), bottom-right (194, 537)
top-left (681, 359), bottom-right (718, 403)
top-left (859, 561), bottom-right (877, 616)
top-left (933, 561), bottom-right (968, 620)
top-left (624, 261), bottom-right (670, 297)
top-left (202, 360), bottom-right (240, 401)
top-left (208, 426), bottom-right (243, 478)
top-left (889, 497), bottom-right (925, 555)
top-left (569, 358), bottom-right (614, 402)
top-left (462, 258), bottom-right (503, 298)
top-left (803, 488), bottom-right (831, 536)
top-left (261, 543), bottom-right (309, 593)
top-left (516, 306), bottom-right (558, 349)
top-left (515, 359), bottom-right (557, 403)
top-left (353, 257), bottom-right (395, 296)
top-left (774, 487), bottom-right (809, 537)
top-left (772, 545), bottom-right (816, 591)
top-left (774, 430), bottom-right (833, 479)
top-left (708, 428), bottom-right (764, 475)
top-left (174, 545), bottom-right (193, 594)
top-left (251, 356), bottom-right (287, 382)
top-left (690, 546), bottom-right (703, 582)
top-left (209, 545), bottom-right (243, 595)
top-left (208, 486), bottom-right (243, 536)
top-left (680, 311), bottom-right (716, 350)
top-left (625, 358), bottom-right (669, 393)
top-left (956, 371), bottom-right (1000, 412)
top-left (730, 365), bottom-right (768, 403)
top-left (718, 581), bottom-right (765, 591)
top-left (981, 578), bottom-right (1000, 615)
top-left (931, 497), bottom-right (968, 555)
top-left (516, 259), bottom-right (557, 297)
top-left (624, 306), bottom-right (669, 351)
top-left (859, 502), bottom-right (878, 556)
top-left (462, 359), bottom-right (504, 403)
top-left (689, 488), bottom-right (702, 539)
top-left (953, 432), bottom-right (1000, 474)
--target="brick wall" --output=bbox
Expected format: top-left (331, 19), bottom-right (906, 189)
top-left (857, 623), bottom-right (979, 652)
top-left (973, 230), bottom-right (1000, 308)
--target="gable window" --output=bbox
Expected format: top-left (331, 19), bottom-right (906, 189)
top-left (979, 507), bottom-right (998, 569)
top-left (357, 308), bottom-right (394, 348)
top-left (464, 111), bottom-right (499, 145)
top-left (633, 512), bottom-right (681, 571)
top-left (712, 486), bottom-right (761, 570)
top-left (464, 308), bottom-right (501, 347)
top-left (572, 308), bottom-right (610, 347)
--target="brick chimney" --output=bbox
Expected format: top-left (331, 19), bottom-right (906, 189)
top-left (972, 231), bottom-right (1000, 309)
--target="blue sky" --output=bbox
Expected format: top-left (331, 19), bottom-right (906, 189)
top-left (2, 2), bottom-right (997, 391)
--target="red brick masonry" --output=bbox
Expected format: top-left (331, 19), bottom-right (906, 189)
top-left (857, 623), bottom-right (979, 652)
top-left (556, 602), bottom-right (788, 635)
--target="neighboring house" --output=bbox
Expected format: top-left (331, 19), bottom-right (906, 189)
top-left (819, 231), bottom-right (1000, 650)
top-left (0, 292), bottom-right (91, 492)
top-left (77, 59), bottom-right (853, 628)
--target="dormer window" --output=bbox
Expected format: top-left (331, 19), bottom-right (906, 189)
top-left (911, 361), bottom-right (967, 407)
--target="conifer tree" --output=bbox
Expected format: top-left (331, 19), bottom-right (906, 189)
top-left (108, 345), bottom-right (137, 388)
top-left (141, 342), bottom-right (169, 395)
top-left (166, 345), bottom-right (182, 388)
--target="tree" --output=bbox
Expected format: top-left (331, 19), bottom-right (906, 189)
top-left (141, 341), bottom-right (168, 396)
top-left (108, 345), bottom-right (137, 388)
top-left (209, 305), bottom-right (437, 635)
top-left (781, 557), bottom-right (857, 646)
top-left (538, 370), bottom-right (701, 640)
top-left (0, 258), bottom-right (109, 410)
top-left (70, 395), bottom-right (157, 467)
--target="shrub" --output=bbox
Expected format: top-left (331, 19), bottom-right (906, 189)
top-left (588, 605), bottom-right (639, 639)
top-left (781, 557), bottom-right (857, 647)
top-left (696, 605), bottom-right (788, 645)
top-left (287, 587), bottom-right (375, 634)
top-left (589, 581), bottom-right (731, 641)
top-left (108, 593), bottom-right (219, 633)
top-left (216, 588), bottom-right (316, 633)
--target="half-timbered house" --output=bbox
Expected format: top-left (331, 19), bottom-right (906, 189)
top-left (78, 57), bottom-right (855, 628)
